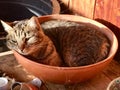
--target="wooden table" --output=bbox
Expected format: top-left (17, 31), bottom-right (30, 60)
top-left (0, 51), bottom-right (120, 90)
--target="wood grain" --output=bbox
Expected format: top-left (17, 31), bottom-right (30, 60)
top-left (60, 0), bottom-right (120, 28)
top-left (69, 0), bottom-right (95, 18)
top-left (60, 0), bottom-right (95, 18)
top-left (94, 0), bottom-right (118, 26)
top-left (0, 53), bottom-right (35, 82)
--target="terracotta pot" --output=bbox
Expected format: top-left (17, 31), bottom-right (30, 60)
top-left (13, 15), bottom-right (118, 84)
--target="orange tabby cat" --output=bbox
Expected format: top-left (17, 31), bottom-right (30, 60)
top-left (1, 17), bottom-right (62, 66)
top-left (1, 16), bottom-right (110, 67)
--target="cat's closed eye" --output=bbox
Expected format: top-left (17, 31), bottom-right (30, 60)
top-left (7, 39), bottom-right (18, 47)
top-left (11, 40), bottom-right (17, 43)
top-left (26, 36), bottom-right (38, 44)
top-left (25, 37), bottom-right (30, 43)
top-left (27, 31), bottom-right (30, 34)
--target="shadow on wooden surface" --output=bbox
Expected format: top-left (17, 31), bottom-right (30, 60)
top-left (95, 19), bottom-right (120, 62)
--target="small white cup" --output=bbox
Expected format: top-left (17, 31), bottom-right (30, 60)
top-left (29, 78), bottom-right (42, 88)
top-left (0, 77), bottom-right (8, 90)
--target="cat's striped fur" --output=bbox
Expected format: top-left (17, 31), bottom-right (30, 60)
top-left (41, 20), bottom-right (110, 66)
top-left (1, 17), bottom-right (110, 67)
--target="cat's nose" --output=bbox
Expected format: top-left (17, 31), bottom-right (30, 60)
top-left (19, 43), bottom-right (25, 52)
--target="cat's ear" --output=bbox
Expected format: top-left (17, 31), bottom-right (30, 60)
top-left (28, 16), bottom-right (39, 28)
top-left (1, 20), bottom-right (13, 33)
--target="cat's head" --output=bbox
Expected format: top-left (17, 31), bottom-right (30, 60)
top-left (1, 16), bottom-right (44, 55)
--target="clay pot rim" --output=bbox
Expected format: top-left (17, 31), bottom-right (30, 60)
top-left (13, 14), bottom-right (118, 70)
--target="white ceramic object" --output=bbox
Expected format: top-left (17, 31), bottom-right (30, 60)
top-left (0, 77), bottom-right (8, 90)
top-left (29, 78), bottom-right (42, 88)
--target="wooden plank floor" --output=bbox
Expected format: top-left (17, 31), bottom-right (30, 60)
top-left (0, 51), bottom-right (120, 90)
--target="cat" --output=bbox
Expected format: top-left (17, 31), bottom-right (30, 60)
top-left (1, 16), bottom-right (110, 67)
top-left (1, 17), bottom-right (62, 66)
top-left (41, 20), bottom-right (110, 66)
